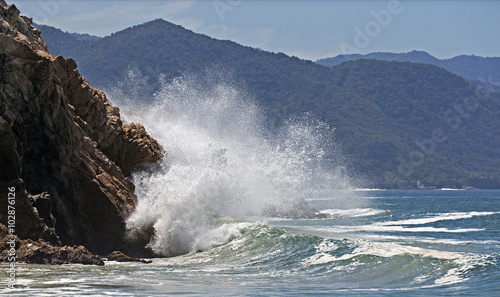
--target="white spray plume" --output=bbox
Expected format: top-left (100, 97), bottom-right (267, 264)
top-left (107, 69), bottom-right (351, 256)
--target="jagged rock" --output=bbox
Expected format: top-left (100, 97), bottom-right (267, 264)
top-left (52, 55), bottom-right (162, 176)
top-left (0, 225), bottom-right (103, 265)
top-left (0, 2), bottom-right (162, 256)
top-left (30, 192), bottom-right (56, 229)
top-left (0, 179), bottom-right (60, 245)
top-left (108, 250), bottom-right (152, 263)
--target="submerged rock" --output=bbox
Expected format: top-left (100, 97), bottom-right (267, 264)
top-left (0, 2), bottom-right (162, 257)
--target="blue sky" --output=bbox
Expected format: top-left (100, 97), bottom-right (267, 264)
top-left (9, 0), bottom-right (500, 60)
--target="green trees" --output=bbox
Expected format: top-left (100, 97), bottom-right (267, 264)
top-left (37, 20), bottom-right (500, 188)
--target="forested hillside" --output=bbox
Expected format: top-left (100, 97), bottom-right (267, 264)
top-left (36, 20), bottom-right (500, 188)
top-left (317, 51), bottom-right (500, 93)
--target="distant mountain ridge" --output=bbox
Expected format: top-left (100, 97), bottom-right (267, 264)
top-left (317, 51), bottom-right (500, 92)
top-left (34, 19), bottom-right (500, 188)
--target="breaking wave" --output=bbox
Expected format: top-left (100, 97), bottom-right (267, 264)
top-left (108, 70), bottom-right (350, 256)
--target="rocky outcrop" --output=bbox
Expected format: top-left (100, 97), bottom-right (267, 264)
top-left (0, 225), bottom-right (103, 265)
top-left (0, 2), bottom-right (162, 258)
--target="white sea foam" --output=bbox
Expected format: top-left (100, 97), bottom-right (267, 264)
top-left (358, 234), bottom-right (499, 246)
top-left (307, 225), bottom-right (483, 234)
top-left (319, 208), bottom-right (386, 218)
top-left (110, 71), bottom-right (350, 256)
top-left (304, 197), bottom-right (334, 201)
top-left (302, 238), bottom-right (465, 267)
top-left (355, 240), bottom-right (462, 259)
top-left (192, 222), bottom-right (254, 252)
top-left (353, 188), bottom-right (384, 191)
top-left (433, 253), bottom-right (494, 286)
top-left (378, 211), bottom-right (500, 226)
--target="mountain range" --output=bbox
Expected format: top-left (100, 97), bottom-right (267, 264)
top-left (317, 51), bottom-right (500, 93)
top-left (34, 20), bottom-right (500, 188)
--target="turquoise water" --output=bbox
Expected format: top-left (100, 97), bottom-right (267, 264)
top-left (3, 189), bottom-right (499, 296)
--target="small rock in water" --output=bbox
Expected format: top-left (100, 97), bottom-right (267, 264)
top-left (107, 251), bottom-right (152, 263)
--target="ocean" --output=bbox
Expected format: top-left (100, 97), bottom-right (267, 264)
top-left (3, 189), bottom-right (499, 296)
top-left (4, 72), bottom-right (499, 296)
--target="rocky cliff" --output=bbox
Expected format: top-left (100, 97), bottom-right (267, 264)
top-left (0, 3), bottom-right (162, 259)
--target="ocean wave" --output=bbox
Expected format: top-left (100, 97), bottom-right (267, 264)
top-left (10, 221), bottom-right (498, 294)
top-left (300, 238), bottom-right (495, 288)
top-left (301, 239), bottom-right (463, 266)
top-left (216, 226), bottom-right (495, 289)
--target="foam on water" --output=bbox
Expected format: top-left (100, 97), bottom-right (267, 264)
top-left (4, 189), bottom-right (499, 295)
top-left (302, 239), bottom-right (463, 267)
top-left (319, 208), bottom-right (386, 217)
top-left (310, 225), bottom-right (483, 233)
top-left (300, 237), bottom-right (493, 288)
top-left (359, 234), bottom-right (500, 246)
top-left (299, 210), bottom-right (498, 235)
top-left (378, 211), bottom-right (500, 226)
top-left (108, 71), bottom-right (349, 256)
top-left (353, 188), bottom-right (384, 191)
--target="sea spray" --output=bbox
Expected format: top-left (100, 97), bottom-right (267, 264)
top-left (108, 69), bottom-right (351, 256)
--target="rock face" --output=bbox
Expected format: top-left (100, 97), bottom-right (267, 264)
top-left (52, 55), bottom-right (162, 176)
top-left (0, 3), bottom-right (162, 257)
